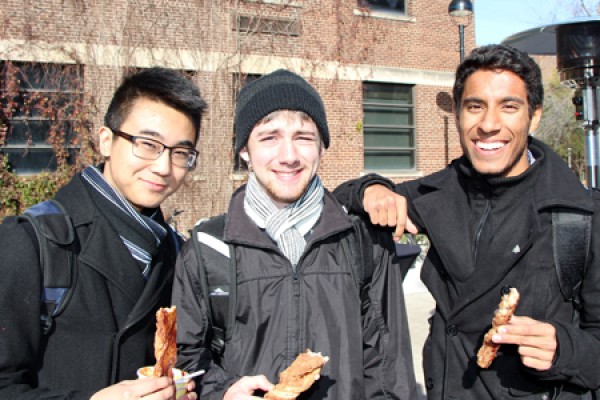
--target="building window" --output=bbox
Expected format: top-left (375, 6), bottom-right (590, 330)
top-left (359, 0), bottom-right (406, 15)
top-left (232, 73), bottom-right (261, 172)
top-left (363, 82), bottom-right (415, 171)
top-left (0, 61), bottom-right (84, 174)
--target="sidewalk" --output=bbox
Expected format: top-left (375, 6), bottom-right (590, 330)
top-left (403, 265), bottom-right (435, 400)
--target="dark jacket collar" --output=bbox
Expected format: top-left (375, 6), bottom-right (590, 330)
top-left (417, 136), bottom-right (594, 213)
top-left (53, 174), bottom-right (174, 322)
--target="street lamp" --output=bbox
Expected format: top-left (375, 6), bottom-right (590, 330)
top-left (448, 0), bottom-right (474, 62)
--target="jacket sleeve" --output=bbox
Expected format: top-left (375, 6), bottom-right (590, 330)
top-left (0, 220), bottom-right (93, 400)
top-left (361, 223), bottom-right (418, 399)
top-left (333, 174), bottom-right (396, 215)
top-left (172, 240), bottom-right (237, 400)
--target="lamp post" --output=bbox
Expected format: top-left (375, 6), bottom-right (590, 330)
top-left (448, 0), bottom-right (474, 62)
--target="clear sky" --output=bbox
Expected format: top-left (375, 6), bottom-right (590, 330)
top-left (474, 0), bottom-right (577, 45)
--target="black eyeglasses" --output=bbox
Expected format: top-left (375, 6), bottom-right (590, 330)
top-left (112, 129), bottom-right (198, 170)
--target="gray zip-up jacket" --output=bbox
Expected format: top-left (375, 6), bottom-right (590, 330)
top-left (173, 186), bottom-right (417, 399)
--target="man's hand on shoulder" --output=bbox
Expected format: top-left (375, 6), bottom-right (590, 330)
top-left (363, 184), bottom-right (417, 241)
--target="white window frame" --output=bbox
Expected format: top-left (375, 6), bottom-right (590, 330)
top-left (363, 82), bottom-right (416, 172)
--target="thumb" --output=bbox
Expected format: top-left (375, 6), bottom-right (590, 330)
top-left (405, 217), bottom-right (418, 235)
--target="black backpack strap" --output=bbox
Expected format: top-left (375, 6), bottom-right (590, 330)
top-left (341, 214), bottom-right (374, 316)
top-left (342, 213), bottom-right (421, 315)
top-left (18, 200), bottom-right (76, 334)
top-left (190, 214), bottom-right (236, 361)
top-left (552, 208), bottom-right (592, 309)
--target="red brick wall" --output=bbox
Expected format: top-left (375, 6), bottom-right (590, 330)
top-left (1, 0), bottom-right (475, 233)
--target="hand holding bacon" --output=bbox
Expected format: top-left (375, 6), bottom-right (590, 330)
top-left (264, 349), bottom-right (329, 400)
top-left (477, 288), bottom-right (520, 368)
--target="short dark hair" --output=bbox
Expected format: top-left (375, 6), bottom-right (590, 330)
top-left (453, 44), bottom-right (544, 117)
top-left (104, 67), bottom-right (207, 143)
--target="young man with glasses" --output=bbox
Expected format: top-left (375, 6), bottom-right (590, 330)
top-left (0, 67), bottom-right (206, 400)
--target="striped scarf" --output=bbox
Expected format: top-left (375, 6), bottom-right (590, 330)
top-left (82, 165), bottom-right (167, 280)
top-left (244, 172), bottom-right (324, 268)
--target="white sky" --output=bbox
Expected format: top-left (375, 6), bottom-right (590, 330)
top-left (474, 0), bottom-right (577, 45)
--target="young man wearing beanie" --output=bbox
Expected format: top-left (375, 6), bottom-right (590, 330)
top-left (173, 69), bottom-right (418, 399)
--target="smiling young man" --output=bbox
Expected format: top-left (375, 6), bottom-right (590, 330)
top-left (173, 69), bottom-right (417, 399)
top-left (0, 68), bottom-right (206, 400)
top-left (334, 45), bottom-right (600, 399)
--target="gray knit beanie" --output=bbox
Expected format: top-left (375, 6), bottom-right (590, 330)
top-left (234, 69), bottom-right (330, 154)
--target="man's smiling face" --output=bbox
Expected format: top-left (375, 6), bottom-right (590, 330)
top-left (240, 110), bottom-right (323, 209)
top-left (99, 97), bottom-right (196, 211)
top-left (457, 69), bottom-right (542, 177)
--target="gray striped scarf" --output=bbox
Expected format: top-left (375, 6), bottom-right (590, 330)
top-left (244, 172), bottom-right (324, 267)
top-left (82, 165), bottom-right (167, 280)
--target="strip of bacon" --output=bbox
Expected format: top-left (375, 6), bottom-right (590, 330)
top-left (264, 349), bottom-right (329, 400)
top-left (153, 306), bottom-right (177, 378)
top-left (477, 288), bottom-right (520, 368)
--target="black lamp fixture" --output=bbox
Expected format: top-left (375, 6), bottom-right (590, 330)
top-left (448, 0), bottom-right (474, 61)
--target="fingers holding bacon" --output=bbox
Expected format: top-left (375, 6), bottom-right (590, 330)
top-left (477, 288), bottom-right (520, 368)
top-left (264, 350), bottom-right (329, 400)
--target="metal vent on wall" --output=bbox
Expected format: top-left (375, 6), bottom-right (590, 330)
top-left (236, 15), bottom-right (301, 36)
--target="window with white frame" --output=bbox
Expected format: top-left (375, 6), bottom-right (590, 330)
top-left (363, 82), bottom-right (415, 171)
top-left (359, 0), bottom-right (406, 15)
top-left (0, 61), bottom-right (84, 174)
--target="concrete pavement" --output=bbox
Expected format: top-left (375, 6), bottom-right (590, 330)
top-left (403, 265), bottom-right (435, 400)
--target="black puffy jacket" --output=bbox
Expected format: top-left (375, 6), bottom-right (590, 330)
top-left (173, 186), bottom-right (417, 399)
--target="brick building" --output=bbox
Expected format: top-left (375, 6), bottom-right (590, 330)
top-left (0, 0), bottom-right (474, 232)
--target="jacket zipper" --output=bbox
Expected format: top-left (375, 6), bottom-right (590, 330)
top-left (287, 268), bottom-right (301, 363)
top-left (472, 198), bottom-right (491, 263)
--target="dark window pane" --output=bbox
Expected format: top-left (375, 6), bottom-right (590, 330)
top-left (365, 150), bottom-right (414, 170)
top-left (364, 128), bottom-right (413, 148)
top-left (4, 147), bottom-right (78, 175)
top-left (16, 63), bottom-right (81, 91)
top-left (364, 83), bottom-right (412, 104)
top-left (6, 120), bottom-right (52, 144)
top-left (0, 61), bottom-right (83, 174)
top-left (363, 82), bottom-right (415, 171)
top-left (4, 148), bottom-right (57, 174)
top-left (364, 105), bottom-right (413, 126)
top-left (362, 0), bottom-right (405, 13)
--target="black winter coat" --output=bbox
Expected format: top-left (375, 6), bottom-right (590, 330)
top-left (0, 174), bottom-right (177, 399)
top-left (173, 186), bottom-right (418, 399)
top-left (335, 138), bottom-right (600, 399)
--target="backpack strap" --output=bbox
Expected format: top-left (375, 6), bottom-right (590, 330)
top-left (552, 208), bottom-right (592, 309)
top-left (342, 213), bottom-right (421, 315)
top-left (341, 214), bottom-right (374, 316)
top-left (190, 214), bottom-right (236, 362)
top-left (18, 200), bottom-right (76, 334)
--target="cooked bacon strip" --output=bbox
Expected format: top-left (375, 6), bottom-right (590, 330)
top-left (264, 349), bottom-right (329, 400)
top-left (153, 306), bottom-right (177, 378)
top-left (477, 288), bottom-right (520, 368)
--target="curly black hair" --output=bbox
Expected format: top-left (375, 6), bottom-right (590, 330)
top-left (452, 44), bottom-right (544, 118)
